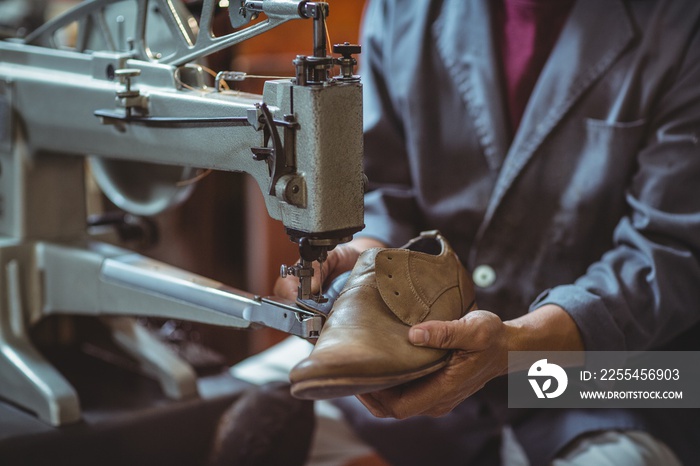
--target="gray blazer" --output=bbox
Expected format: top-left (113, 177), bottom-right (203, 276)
top-left (335, 0), bottom-right (700, 464)
top-left (362, 0), bottom-right (700, 353)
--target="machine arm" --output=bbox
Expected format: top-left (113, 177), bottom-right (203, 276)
top-left (24, 0), bottom-right (328, 66)
top-left (0, 0), bottom-right (363, 424)
top-left (39, 242), bottom-right (324, 338)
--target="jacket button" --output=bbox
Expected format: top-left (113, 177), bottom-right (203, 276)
top-left (473, 265), bottom-right (496, 288)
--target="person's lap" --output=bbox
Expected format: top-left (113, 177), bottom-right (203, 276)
top-left (232, 338), bottom-right (680, 466)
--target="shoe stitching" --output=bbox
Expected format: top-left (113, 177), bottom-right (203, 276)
top-left (336, 283), bottom-right (377, 299)
top-left (374, 251), bottom-right (429, 326)
top-left (409, 254), bottom-right (455, 307)
top-left (403, 252), bottom-right (430, 323)
top-left (456, 265), bottom-right (476, 315)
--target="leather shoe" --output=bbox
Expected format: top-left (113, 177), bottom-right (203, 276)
top-left (289, 230), bottom-right (476, 400)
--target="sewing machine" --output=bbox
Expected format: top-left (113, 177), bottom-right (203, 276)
top-left (0, 0), bottom-right (363, 426)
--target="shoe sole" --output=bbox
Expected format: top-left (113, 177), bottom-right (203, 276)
top-left (289, 353), bottom-right (450, 400)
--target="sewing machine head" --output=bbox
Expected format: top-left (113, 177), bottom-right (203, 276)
top-left (0, 0), bottom-right (364, 426)
top-left (6, 0), bottom-right (365, 303)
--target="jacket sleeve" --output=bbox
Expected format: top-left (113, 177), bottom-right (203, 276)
top-left (531, 27), bottom-right (700, 351)
top-left (357, 0), bottom-right (421, 248)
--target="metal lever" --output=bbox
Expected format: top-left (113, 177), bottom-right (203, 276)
top-left (115, 68), bottom-right (144, 117)
top-left (250, 103), bottom-right (300, 198)
top-left (333, 42), bottom-right (361, 82)
top-left (25, 0), bottom-right (322, 66)
top-left (280, 260), bottom-right (316, 301)
top-left (280, 237), bottom-right (330, 304)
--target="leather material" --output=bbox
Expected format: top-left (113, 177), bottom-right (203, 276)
top-left (289, 231), bottom-right (476, 400)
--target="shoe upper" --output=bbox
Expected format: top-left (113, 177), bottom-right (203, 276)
top-left (289, 231), bottom-right (476, 388)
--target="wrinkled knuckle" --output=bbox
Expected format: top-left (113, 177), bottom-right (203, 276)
top-left (321, 258), bottom-right (333, 275)
top-left (336, 245), bottom-right (361, 268)
top-left (434, 325), bottom-right (456, 348)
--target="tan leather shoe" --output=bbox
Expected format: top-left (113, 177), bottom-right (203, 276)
top-left (289, 231), bottom-right (476, 400)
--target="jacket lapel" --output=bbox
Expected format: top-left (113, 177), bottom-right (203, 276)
top-left (433, 0), bottom-right (510, 171)
top-left (480, 0), bottom-right (637, 229)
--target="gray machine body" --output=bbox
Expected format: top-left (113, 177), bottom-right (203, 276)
top-left (0, 0), bottom-right (364, 425)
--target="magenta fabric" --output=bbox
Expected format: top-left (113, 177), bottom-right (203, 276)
top-left (496, 0), bottom-right (575, 132)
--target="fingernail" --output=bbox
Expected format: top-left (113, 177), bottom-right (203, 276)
top-left (409, 328), bottom-right (429, 346)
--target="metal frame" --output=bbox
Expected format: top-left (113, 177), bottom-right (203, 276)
top-left (0, 0), bottom-right (363, 425)
top-left (24, 0), bottom-right (314, 65)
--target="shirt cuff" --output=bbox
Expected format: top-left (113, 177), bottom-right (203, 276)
top-left (529, 284), bottom-right (626, 351)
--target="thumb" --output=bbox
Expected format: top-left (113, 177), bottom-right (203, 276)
top-left (408, 319), bottom-right (468, 350)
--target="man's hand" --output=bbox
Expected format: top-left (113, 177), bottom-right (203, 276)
top-left (273, 237), bottom-right (386, 300)
top-left (356, 304), bottom-right (584, 419)
top-left (356, 310), bottom-right (508, 419)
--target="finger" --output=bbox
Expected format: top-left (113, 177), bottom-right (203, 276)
top-left (408, 319), bottom-right (471, 350)
top-left (359, 373), bottom-right (452, 419)
top-left (357, 385), bottom-right (420, 419)
top-left (273, 275), bottom-right (299, 300)
top-left (409, 311), bottom-right (500, 350)
top-left (324, 245), bottom-right (361, 282)
top-left (356, 392), bottom-right (390, 418)
top-left (273, 260), bottom-right (325, 299)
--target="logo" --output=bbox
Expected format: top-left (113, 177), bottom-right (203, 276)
top-left (528, 359), bottom-right (568, 399)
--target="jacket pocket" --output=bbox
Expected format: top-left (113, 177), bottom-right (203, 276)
top-left (532, 118), bottom-right (648, 288)
top-left (584, 117), bottom-right (648, 151)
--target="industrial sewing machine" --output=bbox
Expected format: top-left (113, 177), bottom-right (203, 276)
top-left (0, 0), bottom-right (363, 426)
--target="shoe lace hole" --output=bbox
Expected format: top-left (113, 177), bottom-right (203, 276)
top-left (394, 291), bottom-right (399, 296)
top-left (388, 274), bottom-right (393, 278)
top-left (387, 256), bottom-right (393, 260)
